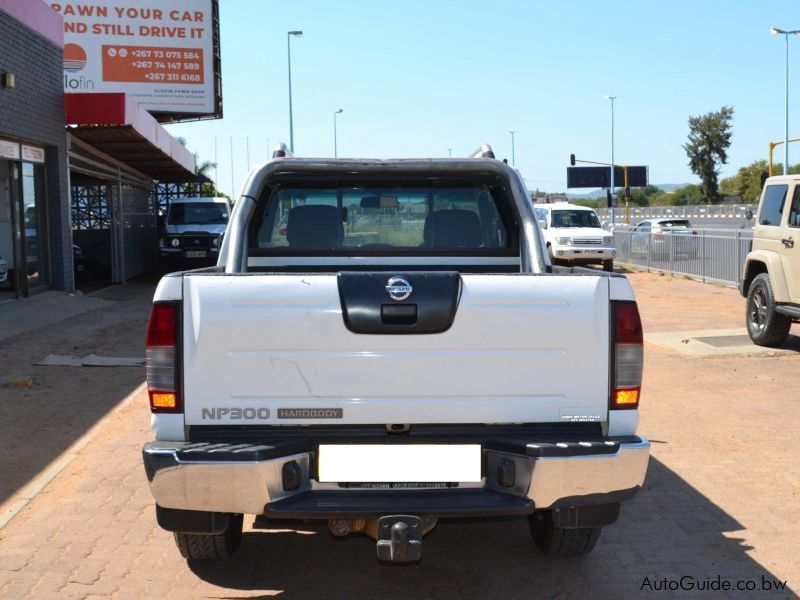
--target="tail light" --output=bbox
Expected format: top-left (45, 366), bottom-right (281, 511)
top-left (612, 301), bottom-right (643, 409)
top-left (654, 230), bottom-right (663, 241)
top-left (146, 302), bottom-right (181, 413)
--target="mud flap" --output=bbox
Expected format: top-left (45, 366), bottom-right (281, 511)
top-left (376, 515), bottom-right (423, 563)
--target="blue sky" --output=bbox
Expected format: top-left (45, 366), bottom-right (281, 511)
top-left (166, 0), bottom-right (800, 197)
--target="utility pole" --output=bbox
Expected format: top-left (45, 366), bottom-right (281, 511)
top-left (287, 31), bottom-right (303, 153)
top-left (603, 96), bottom-right (617, 224)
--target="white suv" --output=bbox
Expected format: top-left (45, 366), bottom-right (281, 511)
top-left (534, 203), bottom-right (616, 271)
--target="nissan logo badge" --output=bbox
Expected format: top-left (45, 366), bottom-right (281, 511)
top-left (386, 276), bottom-right (412, 302)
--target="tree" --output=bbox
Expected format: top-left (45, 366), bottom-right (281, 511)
top-left (174, 136), bottom-right (227, 199)
top-left (669, 184), bottom-right (704, 206)
top-left (720, 159), bottom-right (800, 204)
top-left (720, 160), bottom-right (769, 203)
top-left (683, 106), bottom-right (734, 203)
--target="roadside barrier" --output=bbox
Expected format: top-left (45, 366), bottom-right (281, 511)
top-left (612, 228), bottom-right (753, 287)
top-left (596, 204), bottom-right (756, 220)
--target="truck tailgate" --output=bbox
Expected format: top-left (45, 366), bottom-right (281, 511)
top-left (182, 274), bottom-right (610, 426)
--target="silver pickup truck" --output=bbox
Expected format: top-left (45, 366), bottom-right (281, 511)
top-left (142, 144), bottom-right (649, 564)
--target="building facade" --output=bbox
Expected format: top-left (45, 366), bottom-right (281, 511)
top-left (0, 0), bottom-right (72, 296)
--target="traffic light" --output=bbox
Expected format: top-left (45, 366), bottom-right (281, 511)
top-left (625, 186), bottom-right (631, 199)
top-left (606, 189), bottom-right (613, 208)
top-left (570, 154), bottom-right (576, 166)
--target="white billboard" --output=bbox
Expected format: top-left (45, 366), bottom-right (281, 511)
top-left (51, 1), bottom-right (219, 118)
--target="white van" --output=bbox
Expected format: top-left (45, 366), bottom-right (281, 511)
top-left (534, 203), bottom-right (616, 271)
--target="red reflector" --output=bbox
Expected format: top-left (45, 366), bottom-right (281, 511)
top-left (615, 301), bottom-right (643, 345)
top-left (146, 303), bottom-right (178, 347)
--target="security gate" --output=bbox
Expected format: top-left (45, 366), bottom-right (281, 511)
top-left (68, 134), bottom-right (156, 283)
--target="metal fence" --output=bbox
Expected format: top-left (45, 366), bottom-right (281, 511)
top-left (596, 203), bottom-right (756, 221)
top-left (612, 228), bottom-right (753, 287)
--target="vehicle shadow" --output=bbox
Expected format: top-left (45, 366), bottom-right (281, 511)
top-left (0, 279), bottom-right (154, 506)
top-left (189, 458), bottom-right (797, 599)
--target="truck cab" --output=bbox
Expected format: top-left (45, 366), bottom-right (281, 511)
top-left (741, 175), bottom-right (800, 345)
top-left (159, 197), bottom-right (230, 269)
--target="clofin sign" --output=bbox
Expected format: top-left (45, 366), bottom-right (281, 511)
top-left (51, 0), bottom-right (221, 121)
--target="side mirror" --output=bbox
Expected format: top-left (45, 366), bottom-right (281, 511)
top-left (538, 219), bottom-right (548, 230)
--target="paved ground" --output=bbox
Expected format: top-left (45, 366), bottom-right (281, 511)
top-left (0, 273), bottom-right (798, 599)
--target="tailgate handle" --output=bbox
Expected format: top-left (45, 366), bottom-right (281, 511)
top-left (381, 304), bottom-right (418, 325)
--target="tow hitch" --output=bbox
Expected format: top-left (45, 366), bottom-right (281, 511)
top-left (376, 515), bottom-right (423, 563)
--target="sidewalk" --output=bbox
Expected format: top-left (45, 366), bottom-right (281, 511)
top-left (0, 291), bottom-right (112, 344)
top-left (0, 280), bottom-right (154, 518)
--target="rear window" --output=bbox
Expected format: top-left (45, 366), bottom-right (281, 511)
top-left (759, 185), bottom-right (789, 226)
top-left (656, 220), bottom-right (690, 228)
top-left (250, 184), bottom-right (515, 255)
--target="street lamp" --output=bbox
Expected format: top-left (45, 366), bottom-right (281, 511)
top-left (509, 131), bottom-right (516, 166)
top-left (447, 148), bottom-right (453, 158)
top-left (770, 27), bottom-right (800, 173)
top-left (287, 30), bottom-right (303, 153)
top-left (603, 95), bottom-right (617, 224)
top-left (333, 108), bottom-right (343, 158)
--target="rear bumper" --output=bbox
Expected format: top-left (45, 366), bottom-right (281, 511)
top-left (142, 437), bottom-right (650, 517)
top-left (159, 248), bottom-right (219, 260)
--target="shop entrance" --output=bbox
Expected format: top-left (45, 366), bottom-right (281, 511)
top-left (68, 135), bottom-right (156, 291)
top-left (0, 160), bottom-right (14, 301)
top-left (0, 158), bottom-right (49, 300)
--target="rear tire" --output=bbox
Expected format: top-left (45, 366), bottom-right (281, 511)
top-left (602, 259), bottom-right (614, 272)
top-left (529, 511), bottom-right (601, 556)
top-left (174, 514), bottom-right (243, 560)
top-left (746, 273), bottom-right (791, 347)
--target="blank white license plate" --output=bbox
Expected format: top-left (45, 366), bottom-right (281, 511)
top-left (185, 250), bottom-right (208, 258)
top-left (318, 444), bottom-right (481, 483)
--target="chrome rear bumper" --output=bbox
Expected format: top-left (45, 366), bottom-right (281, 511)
top-left (143, 438), bottom-right (650, 516)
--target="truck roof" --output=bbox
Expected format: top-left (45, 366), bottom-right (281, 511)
top-left (169, 197), bottom-right (229, 205)
top-left (535, 202), bottom-right (596, 211)
top-left (763, 175), bottom-right (800, 184)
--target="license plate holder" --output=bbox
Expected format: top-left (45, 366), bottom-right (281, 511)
top-left (185, 250), bottom-right (208, 258)
top-left (318, 444), bottom-right (481, 483)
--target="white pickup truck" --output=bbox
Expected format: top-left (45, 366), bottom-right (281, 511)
top-left (142, 144), bottom-right (649, 564)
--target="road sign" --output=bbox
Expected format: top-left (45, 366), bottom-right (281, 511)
top-left (567, 166), bottom-right (648, 188)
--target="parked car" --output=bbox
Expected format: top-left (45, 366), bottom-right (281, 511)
top-left (142, 145), bottom-right (650, 564)
top-left (741, 176), bottom-right (800, 346)
top-left (629, 218), bottom-right (698, 259)
top-left (533, 203), bottom-right (616, 271)
top-left (159, 197), bottom-right (230, 270)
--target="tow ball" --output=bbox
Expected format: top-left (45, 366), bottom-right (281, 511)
top-left (376, 515), bottom-right (423, 563)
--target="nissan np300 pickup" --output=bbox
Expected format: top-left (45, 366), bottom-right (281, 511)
top-left (142, 144), bottom-right (650, 564)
